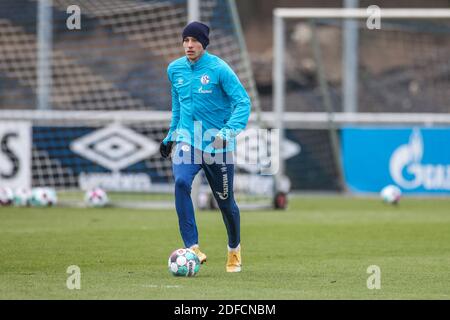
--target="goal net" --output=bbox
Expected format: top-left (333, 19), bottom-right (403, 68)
top-left (272, 8), bottom-right (450, 193)
top-left (0, 0), bottom-right (269, 208)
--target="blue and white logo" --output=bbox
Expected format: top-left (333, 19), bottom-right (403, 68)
top-left (200, 75), bottom-right (210, 85)
top-left (342, 127), bottom-right (450, 194)
top-left (389, 129), bottom-right (450, 190)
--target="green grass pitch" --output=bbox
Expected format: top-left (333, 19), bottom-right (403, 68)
top-left (1, 196), bottom-right (449, 299)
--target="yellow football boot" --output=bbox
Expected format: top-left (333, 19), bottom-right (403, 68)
top-left (226, 247), bottom-right (241, 273)
top-left (190, 245), bottom-right (207, 264)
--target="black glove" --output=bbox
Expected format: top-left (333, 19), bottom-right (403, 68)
top-left (212, 135), bottom-right (227, 149)
top-left (160, 141), bottom-right (173, 159)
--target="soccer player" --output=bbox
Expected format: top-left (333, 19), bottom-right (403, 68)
top-left (160, 21), bottom-right (251, 272)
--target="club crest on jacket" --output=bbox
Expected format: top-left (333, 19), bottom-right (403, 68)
top-left (200, 75), bottom-right (210, 85)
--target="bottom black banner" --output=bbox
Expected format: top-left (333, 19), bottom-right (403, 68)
top-left (0, 300), bottom-right (443, 319)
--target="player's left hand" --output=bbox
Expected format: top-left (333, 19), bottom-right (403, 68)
top-left (160, 141), bottom-right (174, 158)
top-left (213, 135), bottom-right (227, 149)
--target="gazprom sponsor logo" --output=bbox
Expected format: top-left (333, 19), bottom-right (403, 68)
top-left (216, 165), bottom-right (229, 200)
top-left (198, 86), bottom-right (212, 94)
top-left (342, 127), bottom-right (450, 194)
top-left (390, 128), bottom-right (450, 190)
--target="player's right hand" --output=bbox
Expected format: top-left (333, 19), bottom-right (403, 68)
top-left (160, 141), bottom-right (174, 159)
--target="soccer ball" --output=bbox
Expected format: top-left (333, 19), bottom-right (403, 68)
top-left (380, 185), bottom-right (402, 204)
top-left (13, 188), bottom-right (32, 206)
top-left (30, 187), bottom-right (58, 207)
top-left (0, 187), bottom-right (14, 206)
top-left (168, 248), bottom-right (201, 277)
top-left (84, 188), bottom-right (109, 207)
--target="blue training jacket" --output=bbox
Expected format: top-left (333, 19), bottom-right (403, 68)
top-left (163, 51), bottom-right (251, 153)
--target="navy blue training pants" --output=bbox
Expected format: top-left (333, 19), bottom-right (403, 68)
top-left (171, 142), bottom-right (240, 249)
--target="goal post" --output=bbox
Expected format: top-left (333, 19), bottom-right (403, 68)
top-left (0, 0), bottom-right (272, 209)
top-left (273, 8), bottom-right (450, 194)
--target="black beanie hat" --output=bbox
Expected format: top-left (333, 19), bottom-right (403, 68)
top-left (182, 21), bottom-right (210, 49)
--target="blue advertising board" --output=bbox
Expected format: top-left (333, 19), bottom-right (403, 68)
top-left (342, 127), bottom-right (450, 194)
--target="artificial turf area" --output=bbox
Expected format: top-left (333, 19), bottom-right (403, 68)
top-left (1, 196), bottom-right (449, 299)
